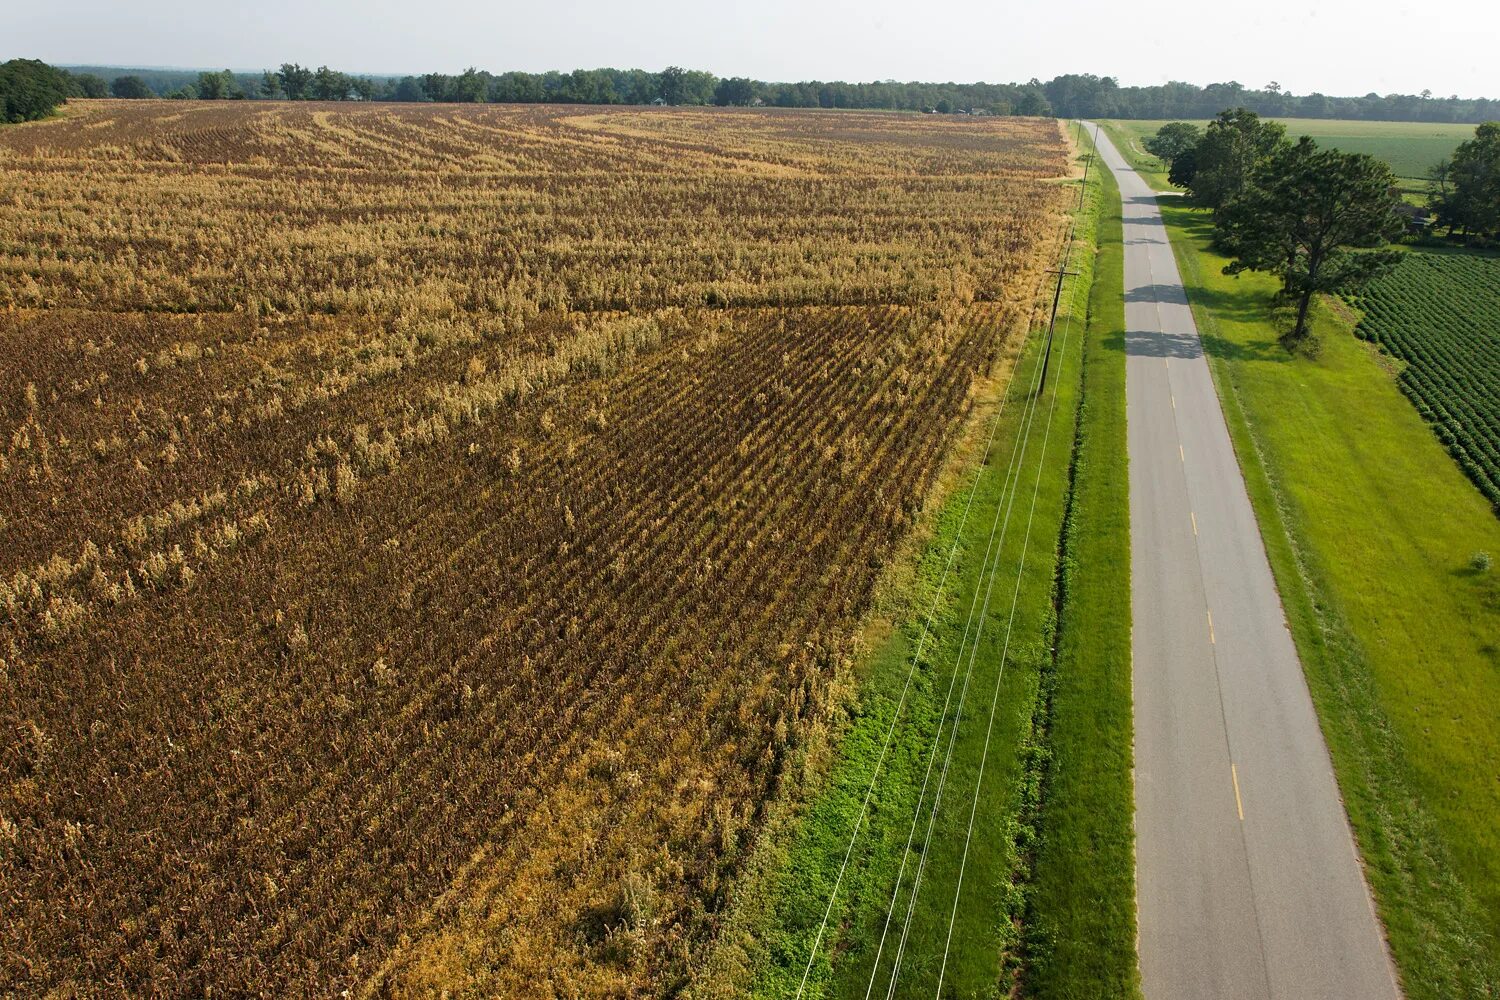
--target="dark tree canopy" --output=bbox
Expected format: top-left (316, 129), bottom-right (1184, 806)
top-left (1167, 147), bottom-right (1198, 189)
top-left (451, 67), bottom-right (487, 103)
top-left (1178, 109), bottom-right (1288, 209)
top-left (1216, 137), bottom-right (1404, 347)
top-left (312, 66), bottom-right (351, 101)
top-left (258, 71), bottom-right (284, 99)
top-left (1144, 122), bottom-right (1201, 165)
top-left (111, 75), bottom-right (153, 99)
top-left (66, 72), bottom-right (109, 99)
top-left (713, 77), bottom-right (757, 107)
top-left (1429, 122), bottom-right (1500, 241)
top-left (391, 76), bottom-right (427, 102)
top-left (195, 70), bottom-right (240, 100)
top-left (278, 63), bottom-right (314, 101)
top-left (1014, 90), bottom-right (1051, 116)
top-left (0, 59), bottom-right (69, 123)
top-left (15, 58), bottom-right (1500, 122)
top-left (657, 66), bottom-right (686, 106)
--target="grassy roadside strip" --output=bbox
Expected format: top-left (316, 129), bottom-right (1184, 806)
top-left (1097, 122), bottom-right (1173, 192)
top-left (687, 137), bottom-right (1107, 1000)
top-left (1150, 196), bottom-right (1500, 999)
top-left (1024, 143), bottom-right (1140, 1000)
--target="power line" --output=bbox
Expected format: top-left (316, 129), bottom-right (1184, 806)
top-left (931, 187), bottom-right (1092, 999)
top-left (864, 295), bottom-right (1054, 1000)
top-left (791, 283), bottom-right (1047, 999)
top-left (804, 146), bottom-right (1097, 996)
top-left (878, 154), bottom-right (1094, 997)
top-left (872, 208), bottom-right (1084, 999)
top-left (884, 258), bottom-right (1062, 998)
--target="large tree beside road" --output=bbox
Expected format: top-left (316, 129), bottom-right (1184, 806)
top-left (1216, 137), bottom-right (1404, 348)
top-left (1166, 108), bottom-right (1287, 209)
top-left (1144, 121), bottom-right (1200, 166)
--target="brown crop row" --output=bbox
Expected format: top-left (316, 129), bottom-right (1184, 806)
top-left (0, 101), bottom-right (1068, 997)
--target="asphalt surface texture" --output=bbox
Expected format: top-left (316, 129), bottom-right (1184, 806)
top-left (1088, 124), bottom-right (1401, 1000)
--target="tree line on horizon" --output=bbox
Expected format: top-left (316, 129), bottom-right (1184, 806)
top-left (5, 58), bottom-right (1498, 125)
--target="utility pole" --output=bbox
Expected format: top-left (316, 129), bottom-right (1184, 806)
top-left (1038, 263), bottom-right (1080, 395)
top-left (1077, 135), bottom-right (1094, 209)
top-left (1074, 121), bottom-right (1103, 210)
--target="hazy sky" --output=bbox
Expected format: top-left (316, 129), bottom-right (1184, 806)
top-left (9, 0), bottom-right (1498, 98)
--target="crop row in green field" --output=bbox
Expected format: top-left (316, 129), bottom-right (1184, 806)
top-left (1354, 251), bottom-right (1500, 507)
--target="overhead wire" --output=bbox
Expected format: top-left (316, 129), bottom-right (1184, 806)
top-left (876, 139), bottom-right (1096, 997)
top-left (791, 243), bottom-right (1059, 999)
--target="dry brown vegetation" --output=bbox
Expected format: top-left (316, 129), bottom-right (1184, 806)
top-left (0, 100), bottom-right (1067, 997)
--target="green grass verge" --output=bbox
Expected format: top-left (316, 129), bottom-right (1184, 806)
top-left (1023, 146), bottom-right (1139, 1000)
top-left (1096, 121), bottom-right (1174, 192)
top-left (1152, 197), bottom-right (1500, 999)
top-left (689, 140), bottom-right (1114, 1000)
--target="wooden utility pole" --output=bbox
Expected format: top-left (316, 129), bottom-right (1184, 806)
top-left (1075, 121), bottom-right (1101, 209)
top-left (1038, 264), bottom-right (1080, 395)
top-left (1077, 149), bottom-right (1094, 209)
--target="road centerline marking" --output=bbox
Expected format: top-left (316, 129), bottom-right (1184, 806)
top-left (1095, 122), bottom-right (1398, 1000)
top-left (1207, 609), bottom-right (1215, 644)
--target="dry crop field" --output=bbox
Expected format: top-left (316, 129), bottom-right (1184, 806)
top-left (0, 100), bottom-right (1068, 996)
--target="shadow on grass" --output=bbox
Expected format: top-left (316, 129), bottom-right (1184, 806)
top-left (1193, 282), bottom-right (1296, 363)
top-left (1099, 327), bottom-right (1127, 359)
top-left (1150, 206), bottom-right (1297, 364)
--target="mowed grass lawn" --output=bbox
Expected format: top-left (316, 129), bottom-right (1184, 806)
top-left (1156, 199), bottom-right (1500, 997)
top-left (1101, 117), bottom-right (1469, 196)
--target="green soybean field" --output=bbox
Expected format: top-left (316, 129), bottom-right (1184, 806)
top-left (1355, 251), bottom-right (1500, 508)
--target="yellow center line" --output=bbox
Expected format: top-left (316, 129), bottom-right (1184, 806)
top-left (1232, 763), bottom-right (1245, 821)
top-left (1207, 609), bottom-right (1215, 644)
top-left (1170, 394), bottom-right (1176, 410)
top-left (1179, 444), bottom-right (1185, 463)
top-left (1190, 511), bottom-right (1198, 535)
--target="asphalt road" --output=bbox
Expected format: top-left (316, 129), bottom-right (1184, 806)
top-left (1088, 126), bottom-right (1402, 1000)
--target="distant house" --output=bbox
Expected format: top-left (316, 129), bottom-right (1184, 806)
top-left (1394, 200), bottom-right (1432, 236)
top-left (650, 97), bottom-right (667, 106)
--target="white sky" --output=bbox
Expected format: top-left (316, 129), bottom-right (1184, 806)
top-left (8, 0), bottom-right (1498, 98)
